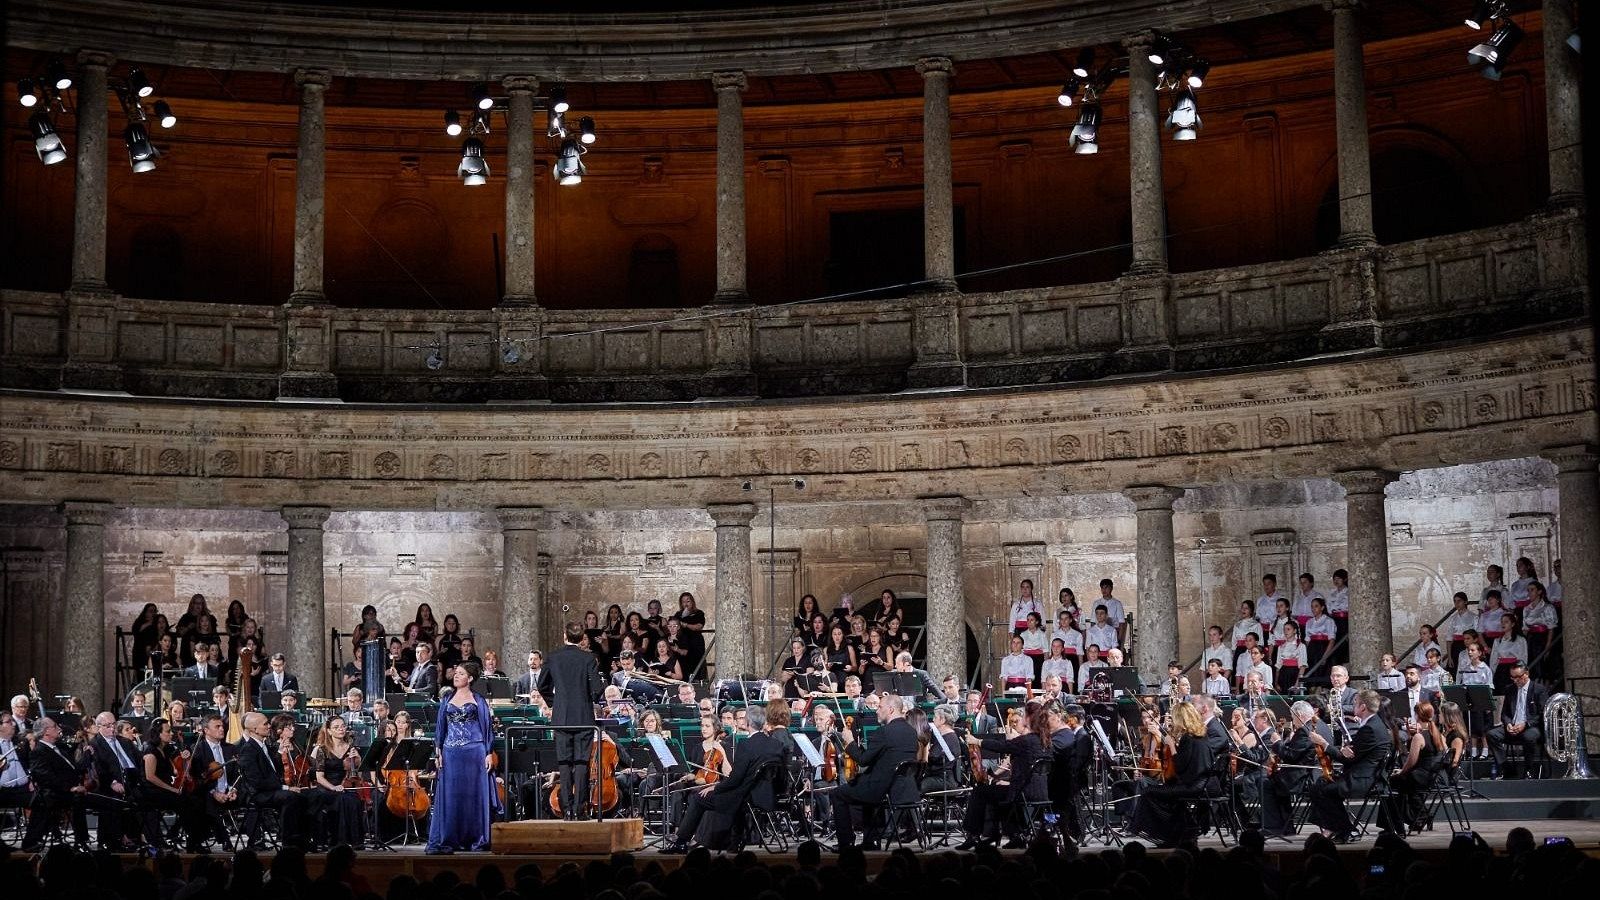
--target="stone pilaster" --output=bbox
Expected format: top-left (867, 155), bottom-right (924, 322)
top-left (1543, 0), bottom-right (1583, 207)
top-left (283, 506), bottom-right (331, 698)
top-left (502, 76), bottom-right (539, 306)
top-left (288, 69), bottom-right (332, 306)
top-left (70, 50), bottom-right (114, 294)
top-left (708, 502), bottom-right (757, 678)
top-left (916, 57), bottom-right (958, 293)
top-left (61, 501), bottom-right (112, 709)
top-left (1332, 469), bottom-right (1397, 675)
top-left (498, 506), bottom-right (544, 656)
top-left (1122, 485), bottom-right (1184, 681)
top-left (1329, 0), bottom-right (1376, 247)
top-left (1123, 33), bottom-right (1167, 276)
top-left (1544, 446), bottom-right (1598, 694)
top-left (922, 495), bottom-right (970, 682)
top-left (713, 71), bottom-right (749, 303)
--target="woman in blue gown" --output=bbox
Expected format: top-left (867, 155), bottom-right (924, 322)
top-left (426, 662), bottom-right (498, 853)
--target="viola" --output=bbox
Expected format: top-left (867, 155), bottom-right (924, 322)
top-left (841, 716), bottom-right (858, 783)
top-left (696, 743), bottom-right (726, 785)
top-left (821, 735), bottom-right (838, 783)
top-left (1312, 741), bottom-right (1335, 781)
top-left (281, 745), bottom-right (310, 788)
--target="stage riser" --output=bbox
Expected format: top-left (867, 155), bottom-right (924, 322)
top-left (1458, 798), bottom-right (1598, 820)
top-left (489, 818), bottom-right (644, 855)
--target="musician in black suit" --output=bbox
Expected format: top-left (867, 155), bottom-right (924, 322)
top-left (832, 693), bottom-right (922, 849)
top-left (512, 650), bottom-right (544, 699)
top-left (182, 643), bottom-right (222, 681)
top-left (187, 713), bottom-right (239, 846)
top-left (537, 622), bottom-right (607, 819)
top-left (1260, 700), bottom-right (1335, 838)
top-left (1046, 703), bottom-right (1086, 843)
top-left (1486, 663), bottom-right (1548, 778)
top-left (82, 711), bottom-right (144, 848)
top-left (1193, 694), bottom-right (1234, 792)
top-left (258, 653), bottom-right (299, 698)
top-left (236, 711), bottom-right (308, 848)
top-left (662, 703), bottom-right (786, 852)
top-left (405, 643), bottom-right (439, 695)
top-left (1307, 688), bottom-right (1392, 839)
top-left (20, 718), bottom-right (92, 851)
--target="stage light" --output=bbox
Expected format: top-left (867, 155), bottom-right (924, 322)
top-left (470, 83), bottom-right (493, 110)
top-left (1070, 101), bottom-right (1100, 155)
top-left (124, 122), bottom-right (158, 172)
top-left (1464, 0), bottom-right (1503, 30)
top-left (548, 85), bottom-right (569, 113)
top-left (425, 348), bottom-right (444, 370)
top-left (1072, 48), bottom-right (1095, 79)
top-left (471, 108), bottom-right (492, 134)
top-left (1186, 60), bottom-right (1210, 88)
top-left (1469, 19), bottom-right (1523, 74)
top-left (502, 342), bottom-right (523, 365)
top-left (579, 115), bottom-right (596, 144)
top-left (554, 138), bottom-right (585, 185)
top-left (17, 77), bottom-right (38, 107)
top-left (1057, 75), bottom-right (1080, 107)
top-left (457, 137), bottom-right (489, 185)
top-left (47, 60), bottom-right (72, 91)
top-left (29, 112), bottom-right (66, 165)
top-left (154, 100), bottom-right (176, 129)
top-left (547, 109), bottom-right (567, 138)
top-left (1147, 36), bottom-right (1171, 66)
top-left (1166, 87), bottom-right (1200, 140)
top-left (128, 68), bottom-right (154, 98)
top-left (444, 110), bottom-right (462, 136)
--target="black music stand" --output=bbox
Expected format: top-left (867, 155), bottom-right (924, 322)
top-left (473, 675), bottom-right (513, 700)
top-left (376, 737), bottom-right (434, 848)
top-left (504, 728), bottom-right (556, 819)
top-left (1105, 666), bottom-right (1144, 697)
top-left (1380, 689), bottom-right (1412, 722)
top-left (883, 672), bottom-right (921, 698)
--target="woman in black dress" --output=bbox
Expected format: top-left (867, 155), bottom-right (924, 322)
top-left (413, 603), bottom-right (440, 646)
top-left (310, 715), bottom-right (366, 849)
top-left (804, 614), bottom-right (829, 651)
top-left (437, 614), bottom-right (465, 668)
top-left (823, 624), bottom-right (857, 683)
top-left (137, 717), bottom-right (210, 851)
top-left (779, 638), bottom-right (811, 699)
top-left (674, 593), bottom-right (707, 677)
top-left (1127, 701), bottom-right (1214, 846)
top-left (131, 603), bottom-right (162, 667)
top-left (958, 702), bottom-right (1052, 849)
top-left (224, 600), bottom-right (249, 644)
top-left (793, 595), bottom-right (821, 636)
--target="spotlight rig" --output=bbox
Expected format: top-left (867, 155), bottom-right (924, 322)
top-left (1463, 1), bottom-right (1525, 79)
top-left (15, 60), bottom-right (179, 170)
top-left (437, 82), bottom-right (597, 186)
top-left (1055, 34), bottom-right (1209, 152)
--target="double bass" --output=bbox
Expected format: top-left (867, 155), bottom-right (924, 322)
top-left (547, 733), bottom-right (619, 816)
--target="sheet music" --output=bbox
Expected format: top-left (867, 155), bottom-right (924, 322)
top-left (791, 732), bottom-right (824, 767)
top-left (1089, 718), bottom-right (1117, 759)
top-left (645, 733), bottom-right (676, 769)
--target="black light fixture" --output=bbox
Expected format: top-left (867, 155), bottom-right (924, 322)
top-left (1056, 75), bottom-right (1081, 107)
top-left (1469, 18), bottom-right (1524, 78)
top-left (128, 67), bottom-right (153, 98)
top-left (444, 109), bottom-right (462, 136)
top-left (1070, 101), bottom-right (1101, 155)
top-left (457, 137), bottom-right (489, 185)
top-left (29, 111), bottom-right (67, 165)
top-left (470, 82), bottom-right (493, 110)
top-left (153, 99), bottom-right (176, 128)
top-left (554, 137), bottom-right (586, 185)
top-left (1186, 60), bottom-right (1210, 88)
top-left (124, 122), bottom-right (158, 172)
top-left (47, 60), bottom-right (72, 91)
top-left (1464, 0), bottom-right (1505, 30)
top-left (17, 77), bottom-right (38, 107)
top-left (1165, 86), bottom-right (1200, 140)
top-left (548, 85), bottom-right (569, 113)
top-left (1147, 35), bottom-right (1173, 66)
top-left (1072, 48), bottom-right (1095, 79)
top-left (578, 115), bottom-right (597, 144)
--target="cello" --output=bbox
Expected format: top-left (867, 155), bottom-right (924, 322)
top-left (547, 733), bottom-right (620, 816)
top-left (384, 742), bottom-right (432, 819)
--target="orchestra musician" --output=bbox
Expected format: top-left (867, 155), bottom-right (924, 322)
top-left (309, 714), bottom-right (366, 849)
top-left (831, 693), bottom-right (920, 850)
top-left (89, 711), bottom-right (141, 849)
top-left (187, 713), bottom-right (239, 847)
top-left (20, 717), bottom-right (95, 851)
top-left (661, 703), bottom-right (785, 853)
top-left (137, 717), bottom-right (210, 852)
top-left (959, 701), bottom-right (1050, 849)
top-left (538, 623), bottom-right (607, 820)
top-left (406, 643), bottom-right (439, 696)
top-left (0, 713), bottom-right (31, 811)
top-left (921, 705), bottom-right (963, 795)
top-left (237, 710), bottom-right (310, 850)
top-left (1306, 688), bottom-right (1392, 841)
top-left (1126, 701), bottom-right (1213, 847)
top-left (1259, 700), bottom-right (1332, 839)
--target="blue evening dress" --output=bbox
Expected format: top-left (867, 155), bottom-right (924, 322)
top-left (425, 694), bottom-right (497, 853)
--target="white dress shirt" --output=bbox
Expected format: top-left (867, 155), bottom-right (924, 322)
top-left (999, 653), bottom-right (1033, 683)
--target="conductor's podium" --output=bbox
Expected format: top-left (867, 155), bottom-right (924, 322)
top-left (490, 818), bottom-right (645, 855)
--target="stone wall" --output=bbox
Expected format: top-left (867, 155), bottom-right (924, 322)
top-left (0, 458), bottom-right (1559, 699)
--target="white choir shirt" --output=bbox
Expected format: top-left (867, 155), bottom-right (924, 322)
top-left (1276, 640), bottom-right (1307, 668)
top-left (1201, 643), bottom-right (1231, 672)
top-left (1304, 614), bottom-right (1337, 642)
top-left (1325, 586), bottom-right (1349, 616)
top-left (1041, 657), bottom-right (1075, 685)
top-left (1052, 627), bottom-right (1084, 656)
top-left (1202, 674), bottom-right (1232, 698)
top-left (1231, 618), bottom-right (1262, 647)
top-left (1411, 641), bottom-right (1442, 669)
top-left (1374, 668), bottom-right (1404, 692)
top-left (1480, 582), bottom-right (1508, 605)
top-left (1076, 660), bottom-right (1107, 692)
top-left (1478, 607), bottom-right (1507, 637)
top-left (1019, 628), bottom-right (1050, 655)
top-left (1268, 615), bottom-right (1292, 646)
top-left (1443, 609), bottom-right (1479, 641)
top-left (1547, 577), bottom-right (1563, 605)
top-left (1418, 664), bottom-right (1448, 693)
top-left (1085, 622), bottom-right (1119, 652)
top-left (1490, 635), bottom-right (1528, 666)
top-left (1255, 594), bottom-right (1283, 627)
top-left (1248, 661), bottom-right (1275, 687)
top-left (1235, 653), bottom-right (1264, 680)
top-left (999, 653), bottom-right (1034, 682)
top-left (1509, 576), bottom-right (1535, 607)
top-left (1292, 589), bottom-right (1320, 622)
top-left (1009, 598), bottom-right (1045, 629)
top-left (1522, 600), bottom-right (1559, 631)
top-left (1457, 660), bottom-right (1492, 686)
top-left (1093, 596), bottom-right (1127, 625)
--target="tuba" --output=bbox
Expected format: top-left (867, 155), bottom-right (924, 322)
top-left (1543, 693), bottom-right (1595, 780)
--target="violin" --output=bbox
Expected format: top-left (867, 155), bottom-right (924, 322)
top-left (821, 734), bottom-right (838, 783)
top-left (841, 716), bottom-right (858, 783)
top-left (1312, 740), bottom-right (1335, 781)
top-left (695, 742), bottom-right (726, 786)
top-left (281, 743), bottom-right (310, 788)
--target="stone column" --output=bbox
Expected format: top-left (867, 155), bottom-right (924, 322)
top-left (502, 76), bottom-right (538, 306)
top-left (708, 503), bottom-right (757, 678)
top-left (713, 71), bottom-right (749, 302)
top-left (498, 507), bottom-right (544, 656)
top-left (1124, 33), bottom-right (1167, 276)
top-left (1545, 446), bottom-right (1599, 691)
top-left (288, 69), bottom-right (332, 306)
top-left (1123, 486), bottom-right (1184, 681)
top-left (922, 496), bottom-right (971, 682)
top-left (70, 50), bottom-right (114, 293)
top-left (283, 506), bottom-right (331, 698)
top-left (1330, 0), bottom-right (1376, 247)
top-left (1332, 469), bottom-right (1397, 675)
top-left (1544, 0), bottom-right (1583, 206)
top-left (916, 57), bottom-right (958, 292)
top-left (61, 501), bottom-right (112, 708)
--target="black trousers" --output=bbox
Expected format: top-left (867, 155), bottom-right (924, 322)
top-left (1306, 778), bottom-right (1358, 836)
top-left (961, 782), bottom-right (1025, 841)
top-left (554, 730), bottom-right (594, 818)
top-left (1259, 773), bottom-right (1302, 835)
top-left (311, 786), bottom-right (364, 848)
top-left (1487, 724), bottom-right (1543, 773)
top-left (673, 789), bottom-right (714, 844)
top-left (247, 788), bottom-right (308, 846)
top-left (22, 790), bottom-right (87, 847)
top-left (830, 781), bottom-right (889, 846)
top-left (137, 787), bottom-right (210, 848)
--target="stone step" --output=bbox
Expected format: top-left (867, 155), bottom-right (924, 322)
top-left (1456, 795), bottom-right (1600, 821)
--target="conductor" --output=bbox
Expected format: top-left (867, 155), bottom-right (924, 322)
top-left (537, 622), bottom-right (606, 820)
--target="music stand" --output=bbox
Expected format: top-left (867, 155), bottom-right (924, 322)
top-left (1105, 666), bottom-right (1144, 696)
top-left (377, 737), bottom-right (435, 848)
top-left (884, 672), bottom-right (922, 699)
top-left (168, 677), bottom-right (216, 701)
top-left (259, 690), bottom-right (283, 710)
top-left (473, 675), bottom-right (513, 700)
top-left (1380, 688), bottom-right (1413, 721)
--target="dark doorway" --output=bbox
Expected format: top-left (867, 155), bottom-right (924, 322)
top-left (626, 234), bottom-right (681, 306)
top-left (826, 206), bottom-right (966, 298)
top-left (126, 223), bottom-right (183, 300)
top-left (856, 593), bottom-right (982, 686)
top-left (1314, 145), bottom-right (1476, 248)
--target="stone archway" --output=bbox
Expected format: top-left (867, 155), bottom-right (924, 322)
top-left (846, 573), bottom-right (983, 686)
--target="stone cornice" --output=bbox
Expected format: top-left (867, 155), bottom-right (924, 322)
top-left (1331, 469), bottom-right (1398, 496)
top-left (5, 0), bottom-right (1318, 82)
top-left (281, 505), bottom-right (331, 530)
top-left (707, 502), bottom-right (758, 527)
top-left (0, 328), bottom-right (1592, 511)
top-left (61, 500), bottom-right (113, 526)
top-left (1122, 485), bottom-right (1185, 511)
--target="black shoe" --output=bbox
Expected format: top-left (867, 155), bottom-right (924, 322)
top-left (657, 841), bottom-right (686, 854)
top-left (954, 839), bottom-right (980, 851)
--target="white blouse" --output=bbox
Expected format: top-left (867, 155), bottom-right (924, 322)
top-left (1490, 635), bottom-right (1528, 666)
top-left (1478, 608), bottom-right (1507, 636)
top-left (999, 653), bottom-right (1034, 682)
top-left (1020, 628), bottom-right (1050, 654)
top-left (1009, 598), bottom-right (1044, 628)
top-left (1255, 594), bottom-right (1282, 627)
top-left (1509, 576), bottom-right (1535, 607)
top-left (1457, 661), bottom-right (1492, 686)
top-left (1052, 627), bottom-right (1084, 656)
top-left (1041, 657), bottom-right (1075, 684)
top-left (1522, 601), bottom-right (1559, 631)
top-left (1411, 640), bottom-right (1442, 669)
top-left (1276, 640), bottom-right (1307, 667)
top-left (1325, 586), bottom-right (1349, 615)
top-left (1202, 674), bottom-right (1233, 697)
top-left (1292, 590), bottom-right (1320, 621)
top-left (1201, 643), bottom-right (1231, 672)
top-left (1304, 614), bottom-right (1337, 642)
top-left (1231, 618), bottom-right (1262, 646)
top-left (1442, 609), bottom-right (1479, 640)
top-left (1076, 660), bottom-right (1107, 692)
top-left (1085, 623), bottom-right (1119, 651)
